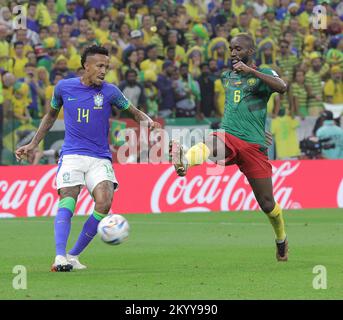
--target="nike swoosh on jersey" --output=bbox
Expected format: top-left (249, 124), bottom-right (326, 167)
top-left (67, 97), bottom-right (77, 101)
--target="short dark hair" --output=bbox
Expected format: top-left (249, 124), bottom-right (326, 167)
top-left (233, 33), bottom-right (255, 50)
top-left (321, 110), bottom-right (333, 120)
top-left (14, 41), bottom-right (24, 48)
top-left (81, 45), bottom-right (109, 68)
top-left (200, 62), bottom-right (209, 69)
top-left (280, 39), bottom-right (290, 46)
top-left (25, 63), bottom-right (36, 68)
top-left (125, 69), bottom-right (138, 78)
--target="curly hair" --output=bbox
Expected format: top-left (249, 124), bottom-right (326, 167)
top-left (81, 45), bottom-right (109, 68)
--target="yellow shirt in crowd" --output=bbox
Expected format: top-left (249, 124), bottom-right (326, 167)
top-left (214, 78), bottom-right (225, 116)
top-left (271, 115), bottom-right (301, 159)
top-left (324, 79), bottom-right (343, 104)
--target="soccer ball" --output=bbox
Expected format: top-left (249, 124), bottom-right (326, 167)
top-left (97, 214), bottom-right (130, 245)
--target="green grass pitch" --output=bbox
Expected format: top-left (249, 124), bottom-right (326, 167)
top-left (0, 209), bottom-right (342, 300)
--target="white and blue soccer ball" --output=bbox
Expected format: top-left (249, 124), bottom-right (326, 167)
top-left (97, 214), bottom-right (130, 245)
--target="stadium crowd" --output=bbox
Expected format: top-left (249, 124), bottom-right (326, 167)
top-left (0, 0), bottom-right (343, 163)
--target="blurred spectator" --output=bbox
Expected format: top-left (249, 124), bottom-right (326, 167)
top-left (140, 44), bottom-right (163, 78)
top-left (185, 0), bottom-right (206, 20)
top-left (27, 2), bottom-right (41, 34)
top-left (119, 69), bottom-right (146, 115)
top-left (324, 66), bottom-right (343, 104)
top-left (121, 49), bottom-right (140, 79)
top-left (298, 0), bottom-right (315, 32)
top-left (165, 30), bottom-right (186, 65)
top-left (262, 8), bottom-right (282, 42)
top-left (0, 6), bottom-right (13, 31)
top-left (50, 55), bottom-right (76, 83)
top-left (11, 29), bottom-right (39, 52)
top-left (10, 81), bottom-right (32, 124)
top-left (173, 63), bottom-right (200, 117)
top-left (326, 37), bottom-right (343, 71)
top-left (45, 72), bottom-right (64, 117)
top-left (141, 14), bottom-right (154, 45)
top-left (125, 4), bottom-right (141, 30)
top-left (13, 41), bottom-right (29, 79)
top-left (151, 20), bottom-right (168, 58)
top-left (316, 110), bottom-right (343, 159)
top-left (290, 69), bottom-right (309, 117)
top-left (123, 29), bottom-right (144, 58)
top-left (94, 15), bottom-right (111, 44)
top-left (155, 60), bottom-right (175, 118)
top-left (143, 70), bottom-right (159, 118)
top-left (271, 109), bottom-right (301, 159)
top-left (286, 18), bottom-right (304, 56)
top-left (46, 0), bottom-right (58, 21)
top-left (214, 66), bottom-right (228, 117)
top-left (253, 0), bottom-right (268, 18)
top-left (16, 63), bottom-right (43, 119)
top-left (118, 23), bottom-right (131, 51)
top-left (276, 39), bottom-right (298, 83)
top-left (305, 53), bottom-right (325, 116)
top-left (0, 25), bottom-right (10, 72)
top-left (198, 62), bottom-right (215, 118)
top-left (57, 0), bottom-right (77, 26)
top-left (208, 0), bottom-right (236, 28)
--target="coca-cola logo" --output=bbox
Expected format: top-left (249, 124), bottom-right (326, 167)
top-left (151, 162), bottom-right (301, 212)
top-left (0, 167), bottom-right (94, 217)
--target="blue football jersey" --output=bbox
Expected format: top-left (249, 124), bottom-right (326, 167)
top-left (51, 77), bottom-right (130, 160)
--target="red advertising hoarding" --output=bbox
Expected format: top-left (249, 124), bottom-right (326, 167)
top-left (0, 161), bottom-right (342, 218)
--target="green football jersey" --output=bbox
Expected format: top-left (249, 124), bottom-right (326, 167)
top-left (221, 68), bottom-right (278, 147)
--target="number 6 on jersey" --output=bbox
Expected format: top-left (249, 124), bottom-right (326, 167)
top-left (234, 90), bottom-right (241, 103)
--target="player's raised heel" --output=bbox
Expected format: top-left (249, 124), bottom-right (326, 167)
top-left (169, 140), bottom-right (188, 177)
top-left (276, 238), bottom-right (288, 262)
top-left (67, 254), bottom-right (87, 270)
top-left (51, 255), bottom-right (73, 272)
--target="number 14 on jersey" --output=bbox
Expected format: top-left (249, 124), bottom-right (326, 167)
top-left (77, 108), bottom-right (90, 123)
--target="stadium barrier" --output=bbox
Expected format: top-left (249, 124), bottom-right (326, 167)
top-left (0, 160), bottom-right (342, 218)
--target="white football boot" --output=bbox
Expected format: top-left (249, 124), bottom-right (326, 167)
top-left (67, 254), bottom-right (87, 270)
top-left (51, 255), bottom-right (73, 272)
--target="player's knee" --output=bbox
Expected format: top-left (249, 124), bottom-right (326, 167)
top-left (95, 198), bottom-right (112, 214)
top-left (259, 199), bottom-right (275, 214)
top-left (58, 186), bottom-right (80, 201)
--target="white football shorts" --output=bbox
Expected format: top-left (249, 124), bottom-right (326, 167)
top-left (56, 155), bottom-right (118, 194)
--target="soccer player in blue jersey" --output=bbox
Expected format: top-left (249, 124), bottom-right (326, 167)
top-left (15, 45), bottom-right (160, 272)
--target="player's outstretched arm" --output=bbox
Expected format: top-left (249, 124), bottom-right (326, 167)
top-left (233, 62), bottom-right (287, 94)
top-left (15, 108), bottom-right (59, 162)
top-left (126, 104), bottom-right (161, 130)
top-left (252, 69), bottom-right (287, 94)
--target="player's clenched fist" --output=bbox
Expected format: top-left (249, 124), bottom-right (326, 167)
top-left (15, 143), bottom-right (36, 162)
top-left (233, 61), bottom-right (253, 74)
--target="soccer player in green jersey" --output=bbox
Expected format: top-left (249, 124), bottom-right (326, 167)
top-left (170, 34), bottom-right (289, 261)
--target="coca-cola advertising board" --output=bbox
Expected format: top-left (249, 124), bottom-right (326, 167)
top-left (0, 160), bottom-right (342, 218)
